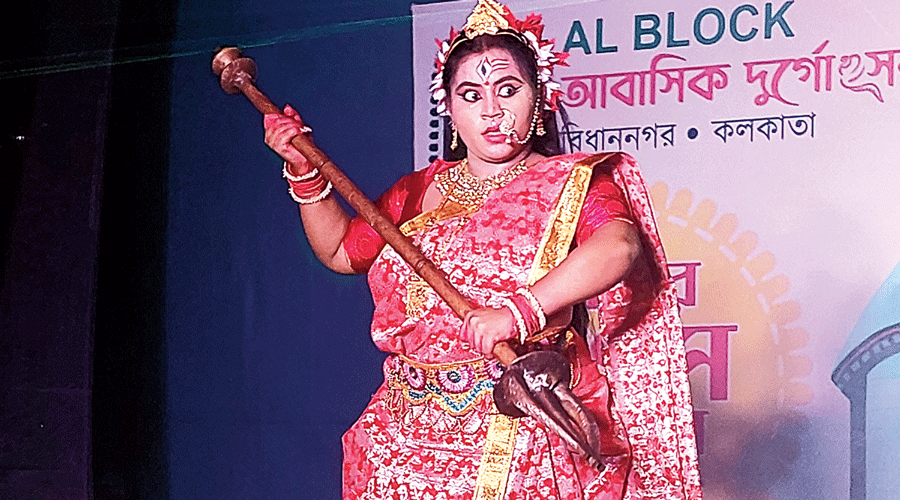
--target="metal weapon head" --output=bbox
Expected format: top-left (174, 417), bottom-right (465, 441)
top-left (493, 350), bottom-right (606, 469)
top-left (212, 46), bottom-right (257, 95)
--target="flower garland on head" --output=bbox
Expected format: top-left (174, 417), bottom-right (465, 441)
top-left (429, 0), bottom-right (569, 116)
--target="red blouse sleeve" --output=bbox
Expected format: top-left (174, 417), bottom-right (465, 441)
top-left (342, 163), bottom-right (439, 273)
top-left (574, 170), bottom-right (633, 246)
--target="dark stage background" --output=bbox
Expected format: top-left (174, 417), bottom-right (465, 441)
top-left (164, 1), bottom-right (428, 498)
top-left (7, 1), bottom-right (898, 499)
top-left (1, 1), bottom-right (444, 499)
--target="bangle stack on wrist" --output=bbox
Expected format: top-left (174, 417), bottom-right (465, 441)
top-left (502, 297), bottom-right (529, 344)
top-left (283, 161), bottom-right (332, 204)
top-left (502, 286), bottom-right (547, 344)
top-left (517, 287), bottom-right (547, 330)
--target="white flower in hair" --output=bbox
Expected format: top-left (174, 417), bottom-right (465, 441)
top-left (430, 0), bottom-right (569, 116)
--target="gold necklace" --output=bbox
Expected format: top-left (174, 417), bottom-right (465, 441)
top-left (435, 158), bottom-right (530, 211)
top-left (405, 157), bottom-right (530, 320)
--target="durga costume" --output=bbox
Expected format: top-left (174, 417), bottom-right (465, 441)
top-left (337, 152), bottom-right (702, 500)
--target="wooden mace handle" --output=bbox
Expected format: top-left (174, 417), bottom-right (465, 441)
top-left (212, 47), bottom-right (519, 366)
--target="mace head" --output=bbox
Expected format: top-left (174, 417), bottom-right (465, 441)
top-left (212, 46), bottom-right (257, 95)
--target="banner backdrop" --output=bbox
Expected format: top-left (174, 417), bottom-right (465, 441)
top-left (413, 1), bottom-right (900, 499)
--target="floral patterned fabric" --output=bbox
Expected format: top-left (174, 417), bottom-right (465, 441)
top-left (587, 154), bottom-right (703, 500)
top-left (339, 153), bottom-right (701, 500)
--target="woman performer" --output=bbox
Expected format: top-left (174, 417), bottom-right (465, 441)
top-left (263, 1), bottom-right (701, 498)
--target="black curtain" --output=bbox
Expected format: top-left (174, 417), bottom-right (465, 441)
top-left (0, 0), bottom-right (177, 498)
top-left (92, 0), bottom-right (178, 497)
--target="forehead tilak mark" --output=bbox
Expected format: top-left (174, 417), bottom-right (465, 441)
top-left (475, 56), bottom-right (510, 83)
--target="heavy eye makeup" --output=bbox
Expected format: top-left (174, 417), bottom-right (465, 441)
top-left (455, 83), bottom-right (522, 103)
top-left (498, 83), bottom-right (521, 98)
top-left (459, 88), bottom-right (481, 103)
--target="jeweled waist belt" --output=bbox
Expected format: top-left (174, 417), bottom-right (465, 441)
top-left (386, 355), bottom-right (504, 416)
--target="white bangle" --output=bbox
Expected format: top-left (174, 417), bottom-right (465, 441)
top-left (288, 182), bottom-right (333, 204)
top-left (282, 161), bottom-right (319, 182)
top-left (516, 287), bottom-right (547, 330)
top-left (501, 298), bottom-right (529, 344)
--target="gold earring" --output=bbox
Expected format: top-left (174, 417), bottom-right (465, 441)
top-left (450, 123), bottom-right (459, 150)
top-left (533, 98), bottom-right (546, 137)
top-left (536, 113), bottom-right (546, 136)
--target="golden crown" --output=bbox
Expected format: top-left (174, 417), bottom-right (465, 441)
top-left (430, 0), bottom-right (569, 116)
top-left (463, 0), bottom-right (510, 38)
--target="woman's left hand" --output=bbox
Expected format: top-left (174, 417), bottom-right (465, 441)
top-left (462, 307), bottom-right (516, 356)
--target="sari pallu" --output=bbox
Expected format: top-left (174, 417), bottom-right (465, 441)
top-left (584, 153), bottom-right (703, 500)
top-left (341, 153), bottom-right (700, 499)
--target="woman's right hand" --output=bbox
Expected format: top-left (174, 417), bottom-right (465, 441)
top-left (263, 104), bottom-right (314, 176)
top-left (462, 306), bottom-right (517, 357)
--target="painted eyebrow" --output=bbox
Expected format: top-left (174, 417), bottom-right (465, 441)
top-left (453, 75), bottom-right (526, 92)
top-left (493, 75), bottom-right (525, 86)
top-left (454, 80), bottom-right (482, 91)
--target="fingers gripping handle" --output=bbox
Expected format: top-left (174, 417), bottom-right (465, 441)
top-left (213, 47), bottom-right (519, 366)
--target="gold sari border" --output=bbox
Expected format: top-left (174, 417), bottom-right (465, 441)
top-left (399, 200), bottom-right (473, 236)
top-left (473, 413), bottom-right (519, 500)
top-left (526, 153), bottom-right (615, 285)
top-left (473, 154), bottom-right (613, 499)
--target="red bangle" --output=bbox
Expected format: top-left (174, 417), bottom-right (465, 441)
top-left (516, 287), bottom-right (546, 330)
top-left (288, 175), bottom-right (327, 197)
top-left (282, 161), bottom-right (318, 181)
top-left (501, 298), bottom-right (529, 344)
top-left (508, 294), bottom-right (542, 340)
top-left (287, 181), bottom-right (332, 204)
top-left (286, 172), bottom-right (332, 204)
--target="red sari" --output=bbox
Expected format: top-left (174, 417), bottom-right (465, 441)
top-left (339, 152), bottom-right (701, 500)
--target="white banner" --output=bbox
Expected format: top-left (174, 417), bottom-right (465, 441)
top-left (412, 1), bottom-right (900, 499)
